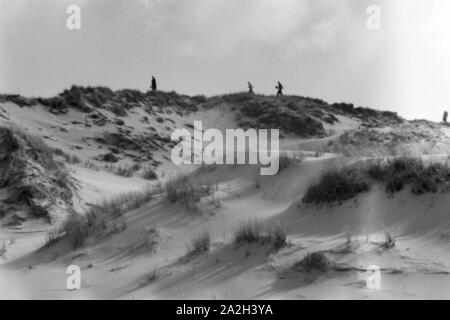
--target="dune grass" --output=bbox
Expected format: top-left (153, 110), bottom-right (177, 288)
top-left (43, 187), bottom-right (156, 250)
top-left (303, 157), bottom-right (450, 204)
top-left (233, 219), bottom-right (287, 249)
top-left (43, 172), bottom-right (208, 251)
top-left (141, 167), bottom-right (157, 180)
top-left (294, 252), bottom-right (332, 273)
top-left (187, 231), bottom-right (211, 256)
top-left (166, 174), bottom-right (212, 209)
top-left (303, 168), bottom-right (369, 204)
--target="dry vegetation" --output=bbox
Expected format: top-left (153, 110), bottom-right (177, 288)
top-left (44, 188), bottom-right (156, 249)
top-left (0, 86), bottom-right (202, 115)
top-left (322, 125), bottom-right (448, 157)
top-left (187, 231), bottom-right (211, 256)
top-left (233, 219), bottom-right (287, 249)
top-left (166, 174), bottom-right (212, 209)
top-left (44, 172), bottom-right (211, 250)
top-left (303, 168), bottom-right (370, 204)
top-left (294, 252), bottom-right (333, 273)
top-left (303, 157), bottom-right (450, 204)
top-left (0, 127), bottom-right (74, 222)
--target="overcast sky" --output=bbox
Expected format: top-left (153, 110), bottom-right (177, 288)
top-left (1, 0), bottom-right (450, 120)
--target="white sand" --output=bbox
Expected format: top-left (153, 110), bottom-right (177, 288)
top-left (1, 102), bottom-right (450, 299)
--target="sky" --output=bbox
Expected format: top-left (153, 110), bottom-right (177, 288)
top-left (1, 0), bottom-right (450, 120)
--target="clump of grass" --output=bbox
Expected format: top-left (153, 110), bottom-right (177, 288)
top-left (234, 219), bottom-right (264, 244)
top-left (147, 270), bottom-right (160, 283)
top-left (166, 174), bottom-right (211, 208)
top-left (382, 230), bottom-right (396, 249)
top-left (12, 127), bottom-right (54, 158)
top-left (233, 220), bottom-right (287, 249)
top-left (302, 167), bottom-right (369, 204)
top-left (267, 223), bottom-right (288, 249)
top-left (82, 160), bottom-right (100, 170)
top-left (131, 163), bottom-right (141, 171)
top-left (133, 227), bottom-right (159, 253)
top-left (41, 228), bottom-right (61, 250)
top-left (142, 167), bottom-right (157, 180)
top-left (294, 252), bottom-right (332, 273)
top-left (187, 231), bottom-right (211, 256)
top-left (88, 188), bottom-right (155, 222)
top-left (115, 165), bottom-right (134, 177)
top-left (58, 151), bottom-right (81, 165)
top-left (10, 127), bottom-right (61, 172)
top-left (61, 215), bottom-right (88, 249)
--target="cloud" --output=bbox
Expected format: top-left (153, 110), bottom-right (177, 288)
top-left (139, 0), bottom-right (364, 59)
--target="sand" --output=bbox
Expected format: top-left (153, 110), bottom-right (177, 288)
top-left (1, 101), bottom-right (450, 299)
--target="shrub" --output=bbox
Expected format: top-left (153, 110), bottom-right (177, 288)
top-left (303, 168), bottom-right (369, 204)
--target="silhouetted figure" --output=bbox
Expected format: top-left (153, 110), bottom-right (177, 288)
top-left (444, 111), bottom-right (448, 123)
top-left (276, 82), bottom-right (283, 96)
top-left (248, 82), bottom-right (254, 94)
top-left (151, 76), bottom-right (157, 92)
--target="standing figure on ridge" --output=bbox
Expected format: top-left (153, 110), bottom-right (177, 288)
top-left (248, 81), bottom-right (254, 94)
top-left (150, 76), bottom-right (157, 92)
top-left (444, 110), bottom-right (448, 123)
top-left (275, 81), bottom-right (283, 96)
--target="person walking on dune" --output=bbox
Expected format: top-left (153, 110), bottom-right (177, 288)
top-left (275, 82), bottom-right (283, 96)
top-left (444, 110), bottom-right (448, 123)
top-left (150, 76), bottom-right (157, 92)
top-left (248, 81), bottom-right (254, 94)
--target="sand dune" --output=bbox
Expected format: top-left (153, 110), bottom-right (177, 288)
top-left (1, 90), bottom-right (450, 299)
